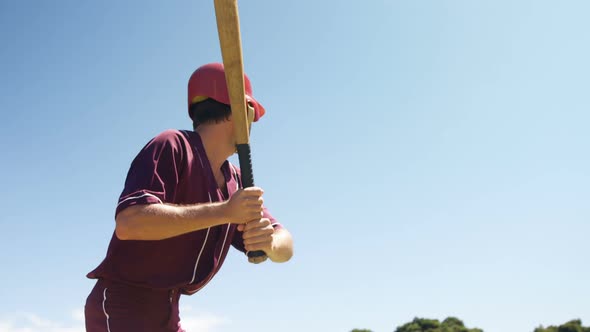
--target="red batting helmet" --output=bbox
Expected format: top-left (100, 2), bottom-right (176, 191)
top-left (187, 63), bottom-right (266, 122)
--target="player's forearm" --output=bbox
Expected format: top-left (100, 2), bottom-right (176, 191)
top-left (115, 203), bottom-right (228, 240)
top-left (267, 228), bottom-right (294, 263)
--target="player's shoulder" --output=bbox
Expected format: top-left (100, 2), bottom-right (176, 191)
top-left (142, 129), bottom-right (193, 153)
top-left (151, 129), bottom-right (188, 145)
top-left (153, 129), bottom-right (184, 140)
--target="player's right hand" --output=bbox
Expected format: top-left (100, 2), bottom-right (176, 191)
top-left (223, 187), bottom-right (264, 224)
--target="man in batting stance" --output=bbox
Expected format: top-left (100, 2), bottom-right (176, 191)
top-left (84, 63), bottom-right (294, 331)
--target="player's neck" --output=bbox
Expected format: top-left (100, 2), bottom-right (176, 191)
top-left (196, 124), bottom-right (233, 171)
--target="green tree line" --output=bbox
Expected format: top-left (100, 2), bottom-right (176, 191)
top-left (350, 317), bottom-right (589, 332)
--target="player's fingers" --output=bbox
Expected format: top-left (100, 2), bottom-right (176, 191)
top-left (245, 198), bottom-right (264, 208)
top-left (245, 239), bottom-right (272, 252)
top-left (243, 233), bottom-right (273, 245)
top-left (241, 194), bottom-right (263, 203)
top-left (242, 227), bottom-right (274, 240)
top-left (242, 221), bottom-right (272, 235)
top-left (243, 218), bottom-right (271, 231)
top-left (242, 187), bottom-right (264, 197)
top-left (246, 211), bottom-right (264, 221)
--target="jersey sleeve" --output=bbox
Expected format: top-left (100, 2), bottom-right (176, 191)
top-left (115, 130), bottom-right (186, 217)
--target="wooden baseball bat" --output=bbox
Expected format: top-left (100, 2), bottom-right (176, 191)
top-left (214, 0), bottom-right (265, 259)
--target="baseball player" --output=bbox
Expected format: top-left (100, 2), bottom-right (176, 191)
top-left (84, 63), bottom-right (294, 331)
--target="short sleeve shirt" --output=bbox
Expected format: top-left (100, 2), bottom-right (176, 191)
top-left (87, 129), bottom-right (281, 294)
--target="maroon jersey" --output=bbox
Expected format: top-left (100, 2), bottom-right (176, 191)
top-left (87, 129), bottom-right (280, 295)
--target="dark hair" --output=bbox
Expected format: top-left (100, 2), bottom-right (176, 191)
top-left (189, 98), bottom-right (232, 129)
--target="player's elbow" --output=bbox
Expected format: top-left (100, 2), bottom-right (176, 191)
top-left (270, 229), bottom-right (294, 263)
top-left (272, 249), bottom-right (293, 263)
top-left (270, 248), bottom-right (293, 263)
top-left (115, 207), bottom-right (140, 240)
top-left (115, 217), bottom-right (131, 240)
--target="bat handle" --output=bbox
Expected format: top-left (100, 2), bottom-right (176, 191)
top-left (237, 144), bottom-right (255, 188)
top-left (236, 144), bottom-right (267, 259)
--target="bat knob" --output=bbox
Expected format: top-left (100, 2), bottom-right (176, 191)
top-left (247, 250), bottom-right (266, 258)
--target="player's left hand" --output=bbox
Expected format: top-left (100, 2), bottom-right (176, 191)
top-left (237, 218), bottom-right (274, 264)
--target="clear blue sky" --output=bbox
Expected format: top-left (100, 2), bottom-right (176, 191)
top-left (1, 1), bottom-right (589, 331)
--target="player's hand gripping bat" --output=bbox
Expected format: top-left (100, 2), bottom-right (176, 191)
top-left (214, 0), bottom-right (266, 262)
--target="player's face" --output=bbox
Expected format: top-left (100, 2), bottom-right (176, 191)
top-left (229, 103), bottom-right (255, 154)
